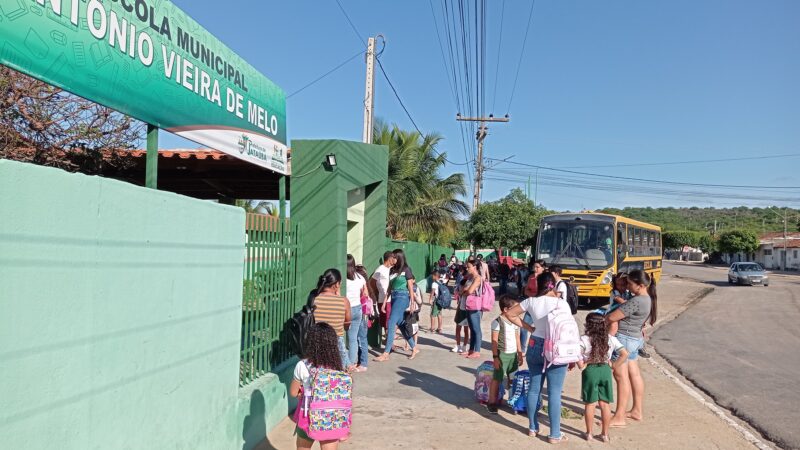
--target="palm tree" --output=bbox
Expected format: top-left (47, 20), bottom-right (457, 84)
top-left (373, 122), bottom-right (469, 244)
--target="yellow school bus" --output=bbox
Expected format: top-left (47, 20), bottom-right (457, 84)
top-left (535, 212), bottom-right (662, 304)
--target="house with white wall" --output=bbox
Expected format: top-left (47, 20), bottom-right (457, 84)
top-left (756, 232), bottom-right (800, 270)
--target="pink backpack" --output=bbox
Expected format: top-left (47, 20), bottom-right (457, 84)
top-left (465, 280), bottom-right (495, 312)
top-left (542, 301), bottom-right (581, 371)
top-left (294, 365), bottom-right (352, 441)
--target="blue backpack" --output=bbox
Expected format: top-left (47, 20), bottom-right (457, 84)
top-left (507, 370), bottom-right (531, 413)
top-left (434, 281), bottom-right (452, 309)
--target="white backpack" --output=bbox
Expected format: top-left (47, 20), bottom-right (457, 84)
top-left (542, 300), bottom-right (581, 371)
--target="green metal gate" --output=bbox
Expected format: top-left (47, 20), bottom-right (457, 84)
top-left (240, 213), bottom-right (301, 386)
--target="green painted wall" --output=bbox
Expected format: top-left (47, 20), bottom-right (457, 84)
top-left (0, 160), bottom-right (285, 449)
top-left (291, 140), bottom-right (389, 299)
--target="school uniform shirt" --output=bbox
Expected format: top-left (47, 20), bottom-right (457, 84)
top-left (491, 317), bottom-right (520, 353)
top-left (345, 274), bottom-right (366, 308)
top-left (390, 266), bottom-right (415, 292)
top-left (372, 265), bottom-right (391, 304)
top-left (430, 281), bottom-right (439, 299)
top-left (314, 294), bottom-right (348, 337)
top-left (556, 280), bottom-right (568, 300)
top-left (293, 359), bottom-right (313, 391)
top-left (579, 335), bottom-right (624, 364)
top-left (518, 295), bottom-right (570, 339)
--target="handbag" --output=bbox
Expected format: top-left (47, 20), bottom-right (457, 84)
top-left (453, 309), bottom-right (466, 324)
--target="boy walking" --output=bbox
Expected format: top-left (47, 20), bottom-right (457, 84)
top-left (487, 295), bottom-right (523, 414)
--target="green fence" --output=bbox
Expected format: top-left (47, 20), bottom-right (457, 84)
top-left (241, 213), bottom-right (301, 386)
top-left (388, 239), bottom-right (454, 292)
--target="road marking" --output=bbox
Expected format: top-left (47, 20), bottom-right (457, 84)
top-left (648, 356), bottom-right (772, 450)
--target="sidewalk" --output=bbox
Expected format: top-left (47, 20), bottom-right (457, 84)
top-left (264, 278), bottom-right (762, 449)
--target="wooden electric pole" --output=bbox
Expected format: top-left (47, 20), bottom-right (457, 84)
top-left (456, 114), bottom-right (509, 210)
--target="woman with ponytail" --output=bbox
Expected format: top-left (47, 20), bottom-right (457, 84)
top-left (312, 268), bottom-right (354, 371)
top-left (606, 269), bottom-right (656, 427)
top-left (506, 272), bottom-right (577, 443)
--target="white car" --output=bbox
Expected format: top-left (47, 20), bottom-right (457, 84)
top-left (728, 262), bottom-right (769, 286)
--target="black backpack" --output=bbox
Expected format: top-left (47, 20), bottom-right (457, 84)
top-left (287, 293), bottom-right (317, 356)
top-left (558, 280), bottom-right (579, 315)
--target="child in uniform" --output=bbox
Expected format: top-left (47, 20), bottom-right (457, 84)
top-left (578, 313), bottom-right (629, 443)
top-left (487, 295), bottom-right (523, 414)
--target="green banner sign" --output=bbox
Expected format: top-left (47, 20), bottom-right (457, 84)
top-left (0, 0), bottom-right (288, 173)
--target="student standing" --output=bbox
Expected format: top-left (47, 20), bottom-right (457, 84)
top-left (345, 254), bottom-right (369, 372)
top-left (370, 252), bottom-right (396, 341)
top-left (578, 313), bottom-right (629, 443)
top-left (311, 268), bottom-right (353, 371)
top-left (375, 249), bottom-right (419, 361)
top-left (487, 295), bottom-right (523, 414)
top-left (428, 270), bottom-right (445, 333)
top-left (462, 256), bottom-right (484, 359)
top-left (289, 323), bottom-right (349, 450)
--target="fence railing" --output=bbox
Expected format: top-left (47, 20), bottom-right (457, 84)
top-left (240, 213), bottom-right (300, 386)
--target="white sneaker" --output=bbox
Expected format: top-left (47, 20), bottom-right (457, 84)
top-left (451, 345), bottom-right (459, 352)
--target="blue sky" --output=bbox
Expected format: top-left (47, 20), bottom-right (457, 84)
top-left (165, 0), bottom-right (800, 212)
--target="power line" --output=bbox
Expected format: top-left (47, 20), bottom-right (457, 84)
top-left (487, 158), bottom-right (800, 190)
top-left (491, 0), bottom-right (505, 113)
top-left (332, 0), bottom-right (472, 167)
top-left (287, 48), bottom-right (365, 98)
top-left (564, 152), bottom-right (800, 169)
top-left (506, 0), bottom-right (536, 114)
top-left (334, 0), bottom-right (366, 45)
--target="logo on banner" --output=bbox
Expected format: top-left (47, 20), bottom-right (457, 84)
top-left (237, 135), bottom-right (250, 154)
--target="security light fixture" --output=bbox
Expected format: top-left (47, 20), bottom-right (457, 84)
top-left (325, 154), bottom-right (337, 168)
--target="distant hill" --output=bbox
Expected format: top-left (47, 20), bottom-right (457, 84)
top-left (597, 207), bottom-right (800, 234)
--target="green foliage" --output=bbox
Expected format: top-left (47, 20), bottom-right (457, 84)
top-left (374, 121), bottom-right (469, 245)
top-left (599, 206), bottom-right (799, 234)
top-left (717, 229), bottom-right (759, 255)
top-left (236, 199), bottom-right (277, 216)
top-left (662, 231), bottom-right (701, 250)
top-left (698, 233), bottom-right (718, 253)
top-left (450, 221), bottom-right (470, 249)
top-left (467, 188), bottom-right (548, 250)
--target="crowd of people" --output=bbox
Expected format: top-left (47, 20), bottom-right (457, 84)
top-left (290, 250), bottom-right (658, 449)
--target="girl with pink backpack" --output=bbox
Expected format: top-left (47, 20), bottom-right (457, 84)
top-left (290, 323), bottom-right (352, 450)
top-left (506, 272), bottom-right (581, 444)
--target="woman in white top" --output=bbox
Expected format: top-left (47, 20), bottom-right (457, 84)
top-left (506, 272), bottom-right (575, 444)
top-left (345, 254), bottom-right (369, 372)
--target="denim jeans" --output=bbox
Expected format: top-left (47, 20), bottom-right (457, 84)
top-left (337, 336), bottom-right (351, 368)
top-left (385, 291), bottom-right (414, 353)
top-left (347, 305), bottom-right (369, 367)
top-left (499, 278), bottom-right (508, 295)
top-left (519, 312), bottom-right (534, 352)
top-left (526, 336), bottom-right (568, 439)
top-left (466, 309), bottom-right (483, 353)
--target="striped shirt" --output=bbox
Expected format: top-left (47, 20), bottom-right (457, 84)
top-left (314, 294), bottom-right (348, 337)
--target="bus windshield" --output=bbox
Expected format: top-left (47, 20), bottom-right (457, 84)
top-left (537, 220), bottom-right (615, 270)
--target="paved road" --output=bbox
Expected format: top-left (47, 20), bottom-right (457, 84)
top-left (654, 262), bottom-right (800, 449)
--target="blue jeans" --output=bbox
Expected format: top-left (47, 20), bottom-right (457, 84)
top-left (337, 336), bottom-right (351, 368)
top-left (526, 336), bottom-right (568, 439)
top-left (347, 305), bottom-right (369, 367)
top-left (519, 313), bottom-right (534, 352)
top-left (385, 291), bottom-right (414, 353)
top-left (466, 309), bottom-right (483, 353)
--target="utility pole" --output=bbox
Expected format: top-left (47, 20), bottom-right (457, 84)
top-left (362, 37), bottom-right (376, 144)
top-left (456, 114), bottom-right (510, 210)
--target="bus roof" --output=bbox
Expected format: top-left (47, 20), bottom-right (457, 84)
top-left (542, 212), bottom-right (661, 231)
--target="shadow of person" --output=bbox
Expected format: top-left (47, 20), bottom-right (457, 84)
top-left (242, 391), bottom-right (268, 450)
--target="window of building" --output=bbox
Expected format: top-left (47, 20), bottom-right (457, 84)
top-left (764, 249), bottom-right (772, 256)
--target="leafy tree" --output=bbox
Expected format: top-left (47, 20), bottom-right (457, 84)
top-left (0, 66), bottom-right (143, 174)
top-left (697, 233), bottom-right (718, 254)
top-left (662, 231), bottom-right (700, 250)
top-left (717, 229), bottom-right (759, 255)
top-left (450, 221), bottom-right (470, 249)
top-left (374, 122), bottom-right (469, 244)
top-left (467, 188), bottom-right (547, 250)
